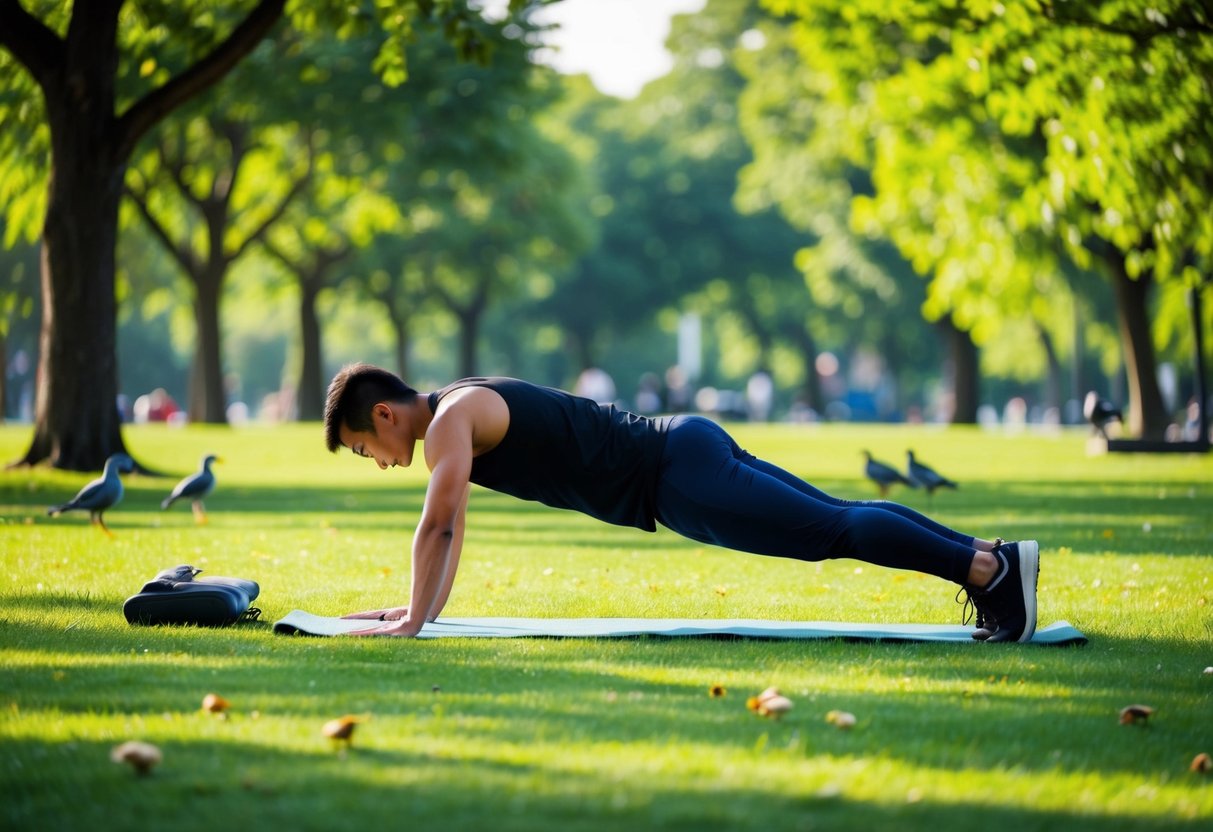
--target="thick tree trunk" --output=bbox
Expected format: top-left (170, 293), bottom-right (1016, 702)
top-left (3, 0), bottom-right (285, 468)
top-left (9, 2), bottom-right (128, 470)
top-left (189, 266), bottom-right (227, 423)
top-left (1108, 258), bottom-right (1168, 439)
top-left (21, 117), bottom-right (129, 468)
top-left (939, 316), bottom-right (979, 424)
top-left (297, 278), bottom-right (323, 421)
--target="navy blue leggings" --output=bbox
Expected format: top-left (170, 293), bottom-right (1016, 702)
top-left (653, 416), bottom-right (976, 585)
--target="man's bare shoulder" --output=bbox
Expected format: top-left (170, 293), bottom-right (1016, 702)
top-left (430, 385), bottom-right (509, 456)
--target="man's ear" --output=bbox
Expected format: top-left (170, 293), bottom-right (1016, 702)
top-left (372, 402), bottom-right (395, 424)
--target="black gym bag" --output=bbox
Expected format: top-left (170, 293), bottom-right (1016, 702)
top-left (123, 564), bottom-right (261, 627)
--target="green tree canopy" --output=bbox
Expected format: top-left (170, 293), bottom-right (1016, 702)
top-left (755, 0), bottom-right (1212, 435)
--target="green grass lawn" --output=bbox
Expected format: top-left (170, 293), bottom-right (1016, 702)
top-left (2, 421), bottom-right (1211, 831)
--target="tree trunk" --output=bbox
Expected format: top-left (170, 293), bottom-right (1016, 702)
top-left (386, 303), bottom-right (411, 381)
top-left (297, 277), bottom-right (323, 421)
top-left (1037, 324), bottom-right (1062, 415)
top-left (786, 325), bottom-right (822, 413)
top-left (189, 264), bottom-right (227, 423)
top-left (1070, 300), bottom-right (1086, 420)
top-left (3, 0), bottom-right (285, 467)
top-left (1108, 257), bottom-right (1168, 439)
top-left (21, 124), bottom-right (129, 469)
top-left (458, 309), bottom-right (479, 378)
top-left (1188, 281), bottom-right (1209, 445)
top-left (939, 316), bottom-right (979, 424)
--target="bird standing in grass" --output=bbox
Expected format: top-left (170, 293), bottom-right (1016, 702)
top-left (906, 451), bottom-right (958, 504)
top-left (862, 450), bottom-right (917, 498)
top-left (161, 453), bottom-right (220, 524)
top-left (47, 453), bottom-right (134, 537)
top-left (1083, 391), bottom-right (1123, 439)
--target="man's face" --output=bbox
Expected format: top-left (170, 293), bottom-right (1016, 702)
top-left (339, 405), bottom-right (414, 470)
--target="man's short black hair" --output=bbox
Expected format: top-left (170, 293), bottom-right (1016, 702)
top-left (323, 363), bottom-right (418, 452)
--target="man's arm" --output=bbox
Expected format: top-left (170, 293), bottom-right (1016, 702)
top-left (352, 405), bottom-right (474, 637)
top-left (425, 483), bottom-right (470, 622)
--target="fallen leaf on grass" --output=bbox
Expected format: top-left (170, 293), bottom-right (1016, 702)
top-left (825, 710), bottom-right (857, 730)
top-left (758, 696), bottom-right (793, 719)
top-left (201, 693), bottom-right (229, 714)
top-left (746, 687), bottom-right (792, 719)
top-left (322, 715), bottom-right (365, 747)
top-left (747, 686), bottom-right (781, 712)
top-left (1119, 704), bottom-right (1154, 725)
top-left (111, 741), bottom-right (161, 776)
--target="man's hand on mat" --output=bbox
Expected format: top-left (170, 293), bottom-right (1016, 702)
top-left (347, 617), bottom-right (424, 637)
top-left (342, 606), bottom-right (409, 621)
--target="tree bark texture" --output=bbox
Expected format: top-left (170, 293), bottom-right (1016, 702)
top-left (19, 3), bottom-right (127, 469)
top-left (297, 277), bottom-right (324, 421)
top-left (1038, 324), bottom-right (1062, 415)
top-left (1108, 257), bottom-right (1168, 439)
top-left (939, 316), bottom-right (979, 424)
top-left (189, 264), bottom-right (227, 423)
top-left (1, 0), bottom-right (286, 468)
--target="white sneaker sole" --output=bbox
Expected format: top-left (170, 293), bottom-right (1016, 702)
top-left (1016, 540), bottom-right (1040, 643)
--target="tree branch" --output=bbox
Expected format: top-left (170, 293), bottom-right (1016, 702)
top-left (0, 0), bottom-right (66, 87)
top-left (228, 155), bottom-right (311, 263)
top-left (1041, 1), bottom-right (1213, 44)
top-left (156, 129), bottom-right (208, 213)
top-left (213, 120), bottom-right (251, 208)
top-left (260, 235), bottom-right (301, 274)
top-left (114, 0), bottom-right (286, 161)
top-left (124, 176), bottom-right (200, 278)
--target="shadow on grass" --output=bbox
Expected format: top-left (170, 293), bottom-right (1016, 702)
top-left (6, 733), bottom-right (1207, 832)
top-left (5, 476), bottom-right (1210, 556)
top-left (4, 588), bottom-right (1210, 791)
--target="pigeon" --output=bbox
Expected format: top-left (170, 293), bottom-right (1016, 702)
top-left (1083, 391), bottom-right (1122, 439)
top-left (47, 452), bottom-right (135, 536)
top-left (161, 453), bottom-right (220, 524)
top-left (862, 450), bottom-right (916, 498)
top-left (906, 450), bottom-right (958, 501)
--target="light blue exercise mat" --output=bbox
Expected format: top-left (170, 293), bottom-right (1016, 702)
top-left (271, 610), bottom-right (1087, 645)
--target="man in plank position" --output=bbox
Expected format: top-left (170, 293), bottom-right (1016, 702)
top-left (323, 363), bottom-right (1039, 641)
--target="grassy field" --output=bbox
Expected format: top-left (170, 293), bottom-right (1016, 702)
top-left (1, 421), bottom-right (1211, 831)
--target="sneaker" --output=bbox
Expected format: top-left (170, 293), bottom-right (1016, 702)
top-left (975, 540), bottom-right (1039, 643)
top-left (955, 585), bottom-right (994, 640)
top-left (957, 538), bottom-right (1003, 640)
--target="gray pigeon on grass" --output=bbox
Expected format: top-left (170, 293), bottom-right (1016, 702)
top-left (906, 450), bottom-right (958, 502)
top-left (47, 453), bottom-right (135, 536)
top-left (161, 453), bottom-right (220, 524)
top-left (863, 450), bottom-right (916, 498)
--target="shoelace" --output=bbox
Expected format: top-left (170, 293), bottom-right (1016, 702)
top-left (956, 538), bottom-right (1004, 629)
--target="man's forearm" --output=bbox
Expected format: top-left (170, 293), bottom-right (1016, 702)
top-left (406, 524), bottom-right (454, 629)
top-left (425, 490), bottom-right (468, 621)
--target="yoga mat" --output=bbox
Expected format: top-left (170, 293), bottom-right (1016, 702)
top-left (272, 610), bottom-right (1087, 645)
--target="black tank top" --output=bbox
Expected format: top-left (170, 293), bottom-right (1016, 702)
top-left (428, 378), bottom-right (670, 530)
